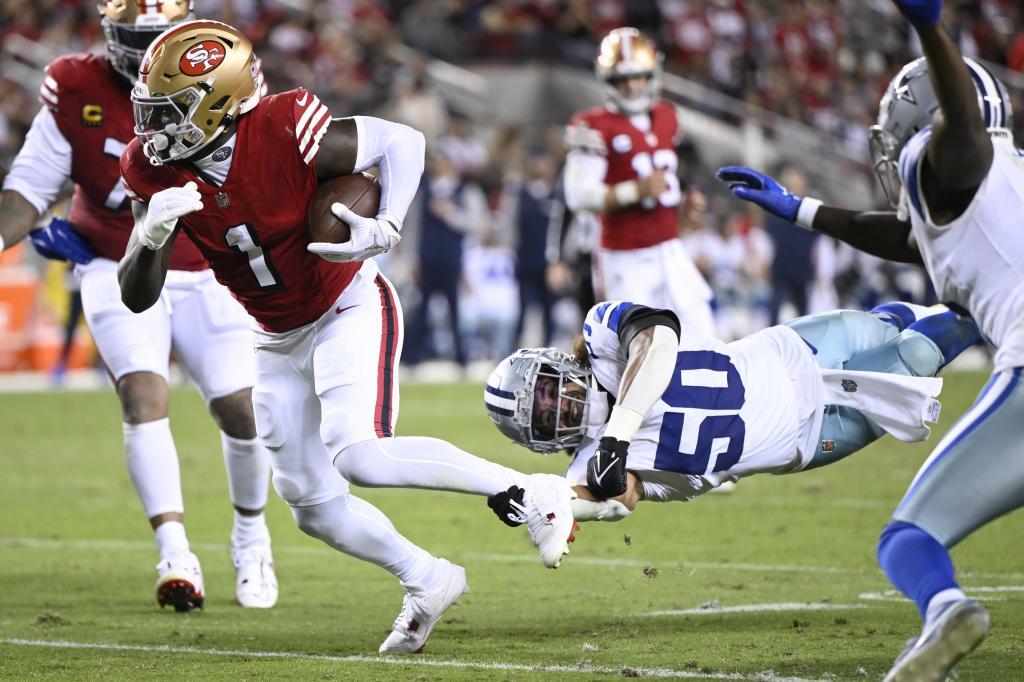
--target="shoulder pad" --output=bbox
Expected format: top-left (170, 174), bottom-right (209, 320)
top-left (41, 54), bottom-right (103, 113)
top-left (289, 88), bottom-right (331, 165)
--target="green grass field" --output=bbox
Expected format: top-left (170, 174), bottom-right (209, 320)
top-left (1, 373), bottom-right (1022, 680)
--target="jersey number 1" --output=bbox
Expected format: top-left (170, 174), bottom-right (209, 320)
top-left (225, 225), bottom-right (282, 288)
top-left (654, 351), bottom-right (746, 476)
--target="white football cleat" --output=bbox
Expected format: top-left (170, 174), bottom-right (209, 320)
top-left (156, 552), bottom-right (205, 612)
top-left (523, 473), bottom-right (579, 569)
top-left (379, 559), bottom-right (468, 654)
top-left (232, 543), bottom-right (278, 609)
top-left (883, 599), bottom-right (990, 682)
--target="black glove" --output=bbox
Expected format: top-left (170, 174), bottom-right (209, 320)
top-left (487, 485), bottom-right (528, 527)
top-left (586, 437), bottom-right (629, 499)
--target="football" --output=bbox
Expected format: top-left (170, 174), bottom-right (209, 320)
top-left (307, 172), bottom-right (381, 244)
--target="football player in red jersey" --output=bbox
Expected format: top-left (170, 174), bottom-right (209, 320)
top-left (0, 1), bottom-right (276, 612)
top-left (117, 20), bottom-right (578, 654)
top-left (563, 27), bottom-right (715, 339)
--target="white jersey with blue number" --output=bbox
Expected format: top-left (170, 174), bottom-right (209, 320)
top-left (899, 129), bottom-right (1024, 370)
top-left (578, 302), bottom-right (822, 493)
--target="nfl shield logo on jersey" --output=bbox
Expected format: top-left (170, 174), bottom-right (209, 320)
top-left (842, 379), bottom-right (858, 393)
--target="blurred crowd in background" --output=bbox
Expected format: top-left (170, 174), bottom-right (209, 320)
top-left (1, 0), bottom-right (1020, 374)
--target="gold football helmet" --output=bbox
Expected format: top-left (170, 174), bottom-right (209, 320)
top-left (99, 1), bottom-right (193, 81)
top-left (594, 27), bottom-right (663, 116)
top-left (132, 20), bottom-right (260, 165)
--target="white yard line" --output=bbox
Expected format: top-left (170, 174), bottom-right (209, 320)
top-left (0, 638), bottom-right (828, 682)
top-left (643, 603), bottom-right (868, 617)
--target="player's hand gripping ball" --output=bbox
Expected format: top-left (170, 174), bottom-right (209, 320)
top-left (307, 172), bottom-right (382, 245)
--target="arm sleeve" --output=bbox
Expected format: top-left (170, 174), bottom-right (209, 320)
top-left (351, 115), bottom-right (426, 230)
top-left (604, 324), bottom-right (680, 442)
top-left (2, 107), bottom-right (71, 215)
top-left (563, 150), bottom-right (609, 212)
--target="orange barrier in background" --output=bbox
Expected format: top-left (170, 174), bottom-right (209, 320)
top-left (0, 245), bottom-right (95, 372)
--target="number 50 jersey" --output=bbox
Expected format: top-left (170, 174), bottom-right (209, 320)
top-left (581, 301), bottom-right (824, 487)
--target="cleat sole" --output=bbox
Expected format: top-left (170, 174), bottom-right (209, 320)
top-left (157, 579), bottom-right (203, 613)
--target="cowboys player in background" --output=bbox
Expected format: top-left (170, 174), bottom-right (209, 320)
top-left (0, 0), bottom-right (276, 612)
top-left (718, 0), bottom-right (1023, 678)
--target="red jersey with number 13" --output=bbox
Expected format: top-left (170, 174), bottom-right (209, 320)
top-left (121, 88), bottom-right (360, 333)
top-left (566, 100), bottom-right (682, 251)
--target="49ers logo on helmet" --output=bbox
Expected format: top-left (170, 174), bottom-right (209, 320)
top-left (179, 40), bottom-right (226, 76)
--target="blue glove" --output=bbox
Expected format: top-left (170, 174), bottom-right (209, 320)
top-left (30, 217), bottom-right (94, 264)
top-left (715, 166), bottom-right (803, 223)
top-left (891, 0), bottom-right (941, 28)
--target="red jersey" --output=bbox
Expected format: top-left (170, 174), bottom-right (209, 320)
top-left (121, 88), bottom-right (360, 333)
top-left (40, 53), bottom-right (205, 270)
top-left (566, 101), bottom-right (683, 251)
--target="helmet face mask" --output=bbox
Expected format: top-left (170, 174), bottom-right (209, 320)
top-left (868, 124), bottom-right (904, 209)
top-left (872, 56), bottom-right (1014, 206)
top-left (132, 19), bottom-right (260, 165)
top-left (484, 348), bottom-right (592, 454)
top-left (132, 83), bottom-right (209, 163)
top-left (596, 27), bottom-right (663, 116)
top-left (99, 1), bottom-right (194, 82)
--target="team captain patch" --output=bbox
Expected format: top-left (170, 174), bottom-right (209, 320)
top-left (81, 104), bottom-right (103, 126)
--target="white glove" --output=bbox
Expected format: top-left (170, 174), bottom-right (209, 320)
top-left (139, 181), bottom-right (204, 250)
top-left (307, 202), bottom-right (401, 263)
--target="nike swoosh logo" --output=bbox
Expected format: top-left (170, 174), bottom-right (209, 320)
top-left (335, 305), bottom-right (356, 315)
top-left (296, 92), bottom-right (309, 106)
top-left (592, 457), bottom-right (619, 486)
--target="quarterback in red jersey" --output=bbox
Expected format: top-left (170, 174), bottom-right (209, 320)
top-left (118, 20), bottom-right (577, 654)
top-left (563, 27), bottom-right (714, 338)
top-left (0, 1), bottom-right (277, 612)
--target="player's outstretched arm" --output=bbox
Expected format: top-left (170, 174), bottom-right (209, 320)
top-left (716, 166), bottom-right (922, 264)
top-left (588, 320), bottom-right (679, 499)
top-left (893, 0), bottom-right (992, 196)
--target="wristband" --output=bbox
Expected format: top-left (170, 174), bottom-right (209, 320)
top-left (612, 180), bottom-right (640, 207)
top-left (603, 405), bottom-right (644, 443)
top-left (795, 197), bottom-right (822, 230)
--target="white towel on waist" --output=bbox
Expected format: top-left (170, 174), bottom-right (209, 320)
top-left (820, 368), bottom-right (943, 442)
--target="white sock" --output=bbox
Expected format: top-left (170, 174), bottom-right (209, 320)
top-left (154, 520), bottom-right (190, 560)
top-left (231, 511), bottom-right (269, 551)
top-left (571, 498), bottom-right (631, 522)
top-left (221, 433), bottom-right (271, 511)
top-left (290, 494), bottom-right (442, 592)
top-left (124, 418), bottom-right (184, 519)
top-left (334, 437), bottom-right (526, 496)
top-left (925, 587), bottom-right (967, 628)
